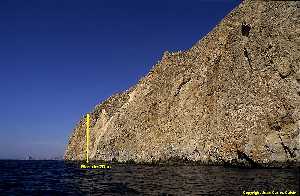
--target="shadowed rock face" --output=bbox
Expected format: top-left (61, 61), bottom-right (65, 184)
top-left (65, 0), bottom-right (300, 166)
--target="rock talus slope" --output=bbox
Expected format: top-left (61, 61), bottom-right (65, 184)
top-left (65, 0), bottom-right (300, 166)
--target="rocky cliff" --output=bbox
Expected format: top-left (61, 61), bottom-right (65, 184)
top-left (65, 0), bottom-right (300, 167)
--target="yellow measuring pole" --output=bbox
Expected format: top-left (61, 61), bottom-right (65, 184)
top-left (86, 114), bottom-right (90, 163)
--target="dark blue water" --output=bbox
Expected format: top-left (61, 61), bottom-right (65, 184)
top-left (0, 161), bottom-right (298, 196)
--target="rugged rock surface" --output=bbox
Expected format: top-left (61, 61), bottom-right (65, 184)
top-left (65, 0), bottom-right (300, 167)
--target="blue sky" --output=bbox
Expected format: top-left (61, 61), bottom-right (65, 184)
top-left (0, 0), bottom-right (241, 159)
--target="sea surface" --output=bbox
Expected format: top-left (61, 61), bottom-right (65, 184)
top-left (0, 160), bottom-right (298, 196)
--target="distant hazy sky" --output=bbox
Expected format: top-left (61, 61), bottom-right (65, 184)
top-left (0, 0), bottom-right (241, 159)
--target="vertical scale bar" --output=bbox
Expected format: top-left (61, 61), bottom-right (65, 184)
top-left (86, 114), bottom-right (90, 163)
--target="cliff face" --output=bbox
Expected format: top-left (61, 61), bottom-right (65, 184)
top-left (65, 0), bottom-right (300, 166)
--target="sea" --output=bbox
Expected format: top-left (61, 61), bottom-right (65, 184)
top-left (0, 160), bottom-right (298, 196)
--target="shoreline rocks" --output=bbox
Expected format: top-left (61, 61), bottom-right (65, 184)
top-left (65, 0), bottom-right (300, 167)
